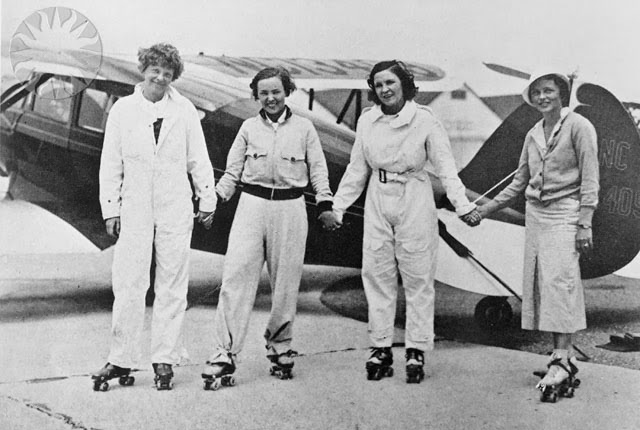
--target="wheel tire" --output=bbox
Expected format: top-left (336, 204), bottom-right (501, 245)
top-left (474, 296), bottom-right (513, 330)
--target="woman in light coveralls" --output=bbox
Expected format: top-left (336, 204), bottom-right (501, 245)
top-left (94, 43), bottom-right (217, 391)
top-left (478, 71), bottom-right (598, 401)
top-left (321, 60), bottom-right (480, 383)
top-left (201, 67), bottom-right (333, 387)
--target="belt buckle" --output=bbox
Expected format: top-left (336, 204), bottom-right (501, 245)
top-left (270, 187), bottom-right (276, 200)
top-left (378, 169), bottom-right (387, 183)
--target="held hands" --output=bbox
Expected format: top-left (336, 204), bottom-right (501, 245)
top-left (105, 217), bottom-right (121, 238)
top-left (197, 210), bottom-right (215, 230)
top-left (575, 227), bottom-right (594, 255)
top-left (459, 208), bottom-right (481, 227)
top-left (318, 210), bottom-right (342, 231)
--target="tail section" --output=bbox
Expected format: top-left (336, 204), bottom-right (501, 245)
top-left (573, 82), bottom-right (640, 278)
top-left (460, 82), bottom-right (640, 279)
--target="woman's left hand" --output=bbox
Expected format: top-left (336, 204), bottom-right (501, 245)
top-left (460, 209), bottom-right (481, 227)
top-left (197, 210), bottom-right (215, 230)
top-left (576, 227), bottom-right (594, 254)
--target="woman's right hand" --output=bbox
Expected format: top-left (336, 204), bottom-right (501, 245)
top-left (318, 211), bottom-right (342, 231)
top-left (105, 216), bottom-right (121, 238)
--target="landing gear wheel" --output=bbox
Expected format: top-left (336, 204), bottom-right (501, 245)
top-left (474, 296), bottom-right (513, 330)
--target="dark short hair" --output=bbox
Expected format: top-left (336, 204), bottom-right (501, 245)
top-left (367, 60), bottom-right (418, 104)
top-left (529, 74), bottom-right (570, 107)
top-left (249, 67), bottom-right (297, 100)
top-left (137, 43), bottom-right (184, 81)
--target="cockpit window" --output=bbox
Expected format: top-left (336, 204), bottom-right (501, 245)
top-left (78, 88), bottom-right (111, 132)
top-left (32, 76), bottom-right (73, 123)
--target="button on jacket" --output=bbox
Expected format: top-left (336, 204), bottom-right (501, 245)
top-left (215, 109), bottom-right (332, 204)
top-left (99, 84), bottom-right (216, 367)
top-left (492, 108), bottom-right (599, 226)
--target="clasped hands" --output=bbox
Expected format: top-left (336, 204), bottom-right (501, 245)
top-left (319, 207), bottom-right (482, 231)
top-left (318, 211), bottom-right (342, 231)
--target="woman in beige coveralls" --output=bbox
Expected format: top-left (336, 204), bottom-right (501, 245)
top-left (201, 67), bottom-right (333, 388)
top-left (478, 71), bottom-right (599, 401)
top-left (321, 60), bottom-right (481, 383)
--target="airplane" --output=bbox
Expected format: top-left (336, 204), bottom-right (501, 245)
top-left (2, 49), bottom-right (639, 331)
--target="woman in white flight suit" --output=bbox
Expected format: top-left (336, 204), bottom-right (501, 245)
top-left (201, 67), bottom-right (333, 388)
top-left (93, 43), bottom-right (217, 391)
top-left (320, 60), bottom-right (480, 383)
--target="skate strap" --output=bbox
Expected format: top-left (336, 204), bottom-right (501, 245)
top-left (548, 358), bottom-right (573, 375)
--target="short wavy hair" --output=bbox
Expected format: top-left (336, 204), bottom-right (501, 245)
top-left (367, 60), bottom-right (418, 104)
top-left (137, 43), bottom-right (184, 81)
top-left (249, 67), bottom-right (297, 100)
top-left (528, 74), bottom-right (570, 107)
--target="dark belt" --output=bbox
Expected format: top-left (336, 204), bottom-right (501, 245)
top-left (240, 183), bottom-right (304, 201)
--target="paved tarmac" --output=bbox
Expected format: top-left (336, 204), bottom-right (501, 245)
top-left (1, 248), bottom-right (640, 430)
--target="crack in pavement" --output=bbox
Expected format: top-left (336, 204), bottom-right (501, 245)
top-left (5, 395), bottom-right (101, 430)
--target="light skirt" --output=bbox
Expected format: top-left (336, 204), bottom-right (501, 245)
top-left (522, 197), bottom-right (586, 333)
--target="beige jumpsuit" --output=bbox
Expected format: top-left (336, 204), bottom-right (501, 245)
top-left (333, 101), bottom-right (474, 351)
top-left (210, 108), bottom-right (332, 360)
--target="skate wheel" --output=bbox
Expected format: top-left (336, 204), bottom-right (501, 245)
top-left (386, 367), bottom-right (394, 377)
top-left (222, 376), bottom-right (235, 387)
top-left (119, 376), bottom-right (135, 386)
top-left (269, 367), bottom-right (276, 376)
top-left (565, 387), bottom-right (575, 398)
top-left (573, 378), bottom-right (581, 388)
top-left (208, 380), bottom-right (221, 391)
top-left (99, 382), bottom-right (109, 392)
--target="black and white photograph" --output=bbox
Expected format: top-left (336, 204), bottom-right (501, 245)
top-left (1, 0), bottom-right (639, 428)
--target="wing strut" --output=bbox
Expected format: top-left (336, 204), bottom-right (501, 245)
top-left (438, 219), bottom-right (522, 301)
top-left (336, 89), bottom-right (362, 125)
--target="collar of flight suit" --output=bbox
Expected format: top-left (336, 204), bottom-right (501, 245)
top-left (259, 105), bottom-right (293, 123)
top-left (370, 100), bottom-right (417, 128)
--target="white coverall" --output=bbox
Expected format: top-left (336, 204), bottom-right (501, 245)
top-left (99, 84), bottom-right (216, 367)
top-left (210, 107), bottom-right (332, 360)
top-left (333, 101), bottom-right (474, 351)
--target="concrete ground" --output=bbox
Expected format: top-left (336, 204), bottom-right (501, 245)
top-left (1, 249), bottom-right (640, 430)
top-left (1, 200), bottom-right (639, 429)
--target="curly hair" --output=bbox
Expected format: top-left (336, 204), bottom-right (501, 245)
top-left (137, 43), bottom-right (184, 81)
top-left (249, 67), bottom-right (297, 100)
top-left (367, 60), bottom-right (418, 104)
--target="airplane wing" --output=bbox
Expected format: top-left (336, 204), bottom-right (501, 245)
top-left (184, 55), bottom-right (463, 92)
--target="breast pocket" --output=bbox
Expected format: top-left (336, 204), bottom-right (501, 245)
top-left (279, 148), bottom-right (307, 181)
top-left (244, 147), bottom-right (269, 179)
top-left (122, 125), bottom-right (151, 160)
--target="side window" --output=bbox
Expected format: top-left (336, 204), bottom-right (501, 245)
top-left (32, 77), bottom-right (73, 123)
top-left (78, 88), bottom-right (111, 132)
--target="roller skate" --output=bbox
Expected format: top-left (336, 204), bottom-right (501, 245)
top-left (366, 347), bottom-right (393, 381)
top-left (91, 363), bottom-right (134, 392)
top-left (202, 352), bottom-right (236, 391)
top-left (268, 350), bottom-right (297, 380)
top-left (405, 348), bottom-right (425, 384)
top-left (152, 363), bottom-right (174, 391)
top-left (535, 354), bottom-right (580, 403)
